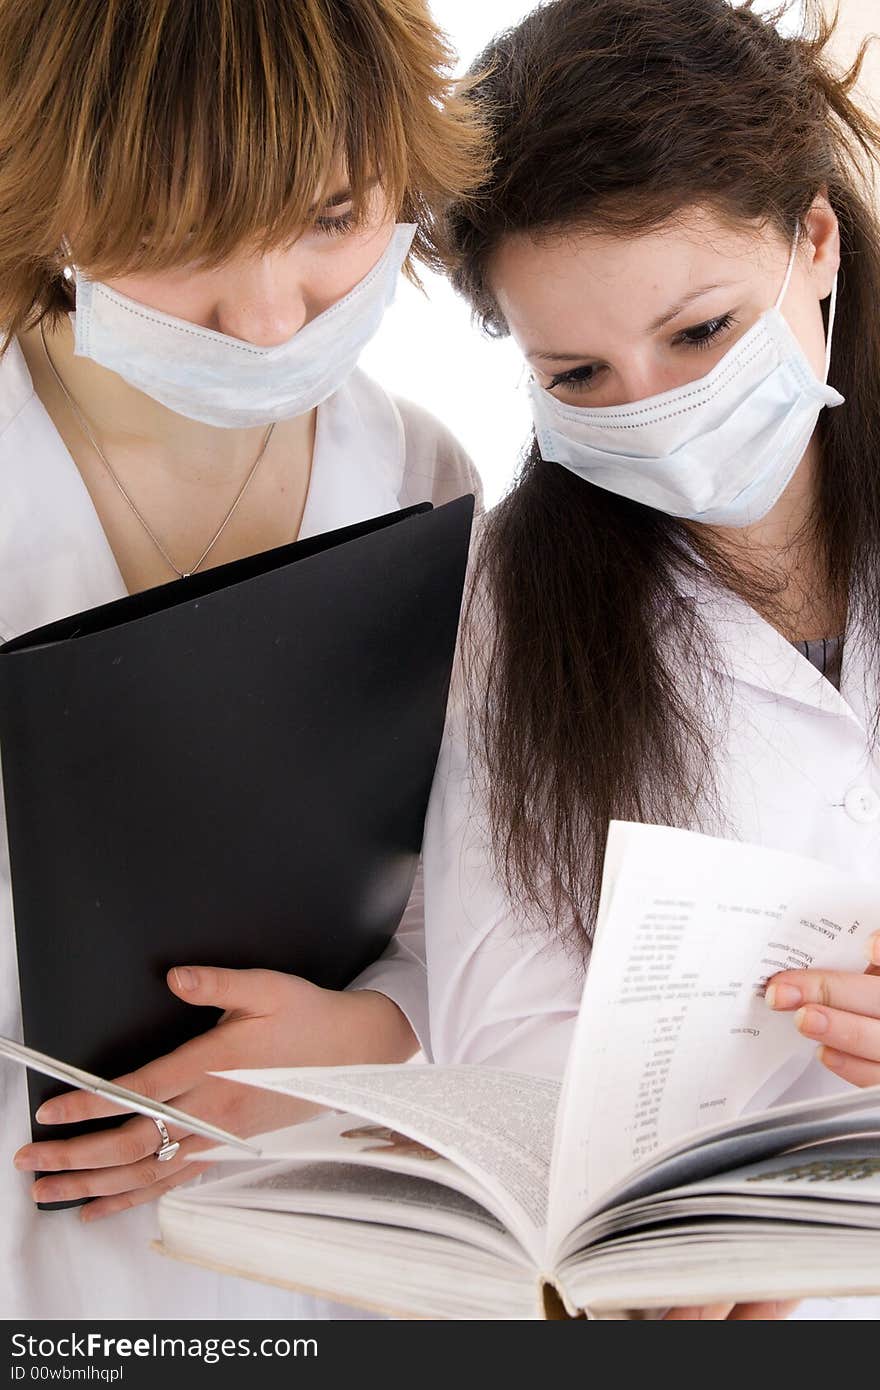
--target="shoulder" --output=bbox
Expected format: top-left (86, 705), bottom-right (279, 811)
top-left (392, 393), bottom-right (484, 515)
top-left (0, 336), bottom-right (37, 436)
top-left (343, 369), bottom-right (483, 514)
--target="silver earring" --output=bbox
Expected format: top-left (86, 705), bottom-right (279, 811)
top-left (59, 236), bottom-right (75, 282)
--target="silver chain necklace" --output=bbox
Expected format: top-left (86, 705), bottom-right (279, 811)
top-left (39, 320), bottom-right (276, 579)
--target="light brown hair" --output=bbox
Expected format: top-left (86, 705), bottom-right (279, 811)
top-left (447, 0), bottom-right (880, 950)
top-left (0, 0), bottom-right (487, 346)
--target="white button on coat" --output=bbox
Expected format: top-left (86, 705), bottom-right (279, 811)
top-left (844, 786), bottom-right (880, 823)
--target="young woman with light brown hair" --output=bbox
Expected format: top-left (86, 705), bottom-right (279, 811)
top-left (425, 0), bottom-right (880, 1318)
top-left (0, 0), bottom-right (484, 1319)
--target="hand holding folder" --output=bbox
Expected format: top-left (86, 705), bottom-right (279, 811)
top-left (0, 496), bottom-right (474, 1208)
top-left (12, 963), bottom-right (399, 1214)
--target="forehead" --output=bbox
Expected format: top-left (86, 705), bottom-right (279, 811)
top-left (489, 208), bottom-right (772, 342)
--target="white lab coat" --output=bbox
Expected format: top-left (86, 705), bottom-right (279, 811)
top-left (0, 338), bottom-right (481, 1320)
top-left (424, 566), bottom-right (880, 1319)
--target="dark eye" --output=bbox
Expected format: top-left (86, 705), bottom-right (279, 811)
top-left (548, 363), bottom-right (603, 394)
top-left (676, 313), bottom-right (736, 350)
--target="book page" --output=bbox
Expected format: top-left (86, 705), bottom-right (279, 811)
top-left (584, 1083), bottom-right (880, 1221)
top-left (189, 1158), bottom-right (525, 1264)
top-left (193, 1107), bottom-right (526, 1237)
top-left (561, 1091), bottom-right (880, 1259)
top-left (546, 822), bottom-right (880, 1254)
top-left (215, 1063), bottom-right (559, 1258)
top-left (158, 1198), bottom-right (540, 1321)
top-left (665, 1137), bottom-right (880, 1210)
top-left (560, 1220), bottom-right (880, 1313)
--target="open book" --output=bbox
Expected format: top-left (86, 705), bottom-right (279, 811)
top-left (149, 822), bottom-right (880, 1318)
top-left (3, 823), bottom-right (879, 1316)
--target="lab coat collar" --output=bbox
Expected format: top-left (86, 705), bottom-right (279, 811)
top-left (298, 369), bottom-right (404, 541)
top-left (0, 338), bottom-right (126, 640)
top-left (678, 563), bottom-right (868, 730)
top-left (0, 343), bottom-right (404, 642)
top-left (838, 619), bottom-right (880, 740)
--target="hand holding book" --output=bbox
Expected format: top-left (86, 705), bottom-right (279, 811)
top-left (649, 916), bottom-right (880, 1318)
top-left (661, 920), bottom-right (880, 1320)
top-left (765, 952), bottom-right (880, 1089)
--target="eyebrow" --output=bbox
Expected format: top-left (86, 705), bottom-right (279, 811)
top-left (527, 280), bottom-right (742, 364)
top-left (649, 281), bottom-right (736, 332)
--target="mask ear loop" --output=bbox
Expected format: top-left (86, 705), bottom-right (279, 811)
top-left (823, 273), bottom-right (838, 384)
top-left (775, 221), bottom-right (837, 384)
top-left (774, 223), bottom-right (801, 310)
top-left (526, 225), bottom-right (821, 399)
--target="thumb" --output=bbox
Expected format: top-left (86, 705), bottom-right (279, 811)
top-left (167, 965), bottom-right (277, 1015)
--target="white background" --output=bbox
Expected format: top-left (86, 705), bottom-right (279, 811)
top-left (360, 2), bottom-right (538, 506)
top-left (361, 1), bottom-right (810, 505)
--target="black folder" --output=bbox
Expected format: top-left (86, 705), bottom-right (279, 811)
top-left (0, 495), bottom-right (474, 1203)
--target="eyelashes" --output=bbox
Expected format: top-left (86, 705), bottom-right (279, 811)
top-left (547, 363), bottom-right (599, 393)
top-left (313, 210), bottom-right (357, 238)
top-left (678, 312), bottom-right (736, 350)
top-left (547, 312), bottom-right (739, 395)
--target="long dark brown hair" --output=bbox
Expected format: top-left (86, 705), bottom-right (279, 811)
top-left (446, 0), bottom-right (880, 951)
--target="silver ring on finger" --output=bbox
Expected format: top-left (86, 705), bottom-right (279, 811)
top-left (151, 1117), bottom-right (181, 1162)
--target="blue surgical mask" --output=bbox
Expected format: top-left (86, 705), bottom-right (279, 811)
top-left (69, 224), bottom-right (417, 429)
top-left (528, 229), bottom-right (844, 526)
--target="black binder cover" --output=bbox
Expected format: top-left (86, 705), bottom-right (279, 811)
top-left (0, 495), bottom-right (474, 1203)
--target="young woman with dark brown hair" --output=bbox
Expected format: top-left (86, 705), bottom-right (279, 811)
top-left (0, 0), bottom-right (485, 1319)
top-left (424, 0), bottom-right (880, 1318)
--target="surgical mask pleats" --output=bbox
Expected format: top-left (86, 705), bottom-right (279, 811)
top-left (69, 224), bottom-right (417, 429)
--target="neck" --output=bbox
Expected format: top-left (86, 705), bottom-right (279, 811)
top-left (18, 313), bottom-right (318, 592)
top-left (692, 436), bottom-right (845, 642)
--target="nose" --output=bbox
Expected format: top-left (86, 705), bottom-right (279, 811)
top-left (213, 256), bottom-right (309, 346)
top-left (610, 362), bottom-right (678, 408)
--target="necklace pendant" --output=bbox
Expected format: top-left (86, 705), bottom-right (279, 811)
top-left (39, 321), bottom-right (275, 583)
